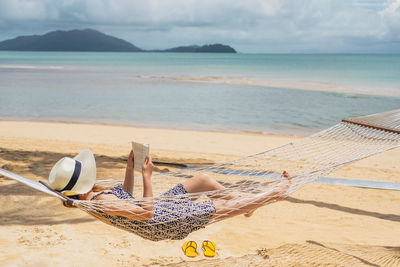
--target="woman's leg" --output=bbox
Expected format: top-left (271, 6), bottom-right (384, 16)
top-left (181, 174), bottom-right (232, 199)
top-left (181, 174), bottom-right (225, 193)
top-left (211, 177), bottom-right (291, 220)
top-left (243, 171), bottom-right (291, 217)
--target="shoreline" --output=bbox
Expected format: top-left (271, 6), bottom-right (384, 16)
top-left (0, 117), bottom-right (311, 137)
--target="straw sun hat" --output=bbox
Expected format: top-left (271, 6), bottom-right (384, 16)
top-left (48, 149), bottom-right (96, 195)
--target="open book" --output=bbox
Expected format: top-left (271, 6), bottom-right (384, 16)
top-left (132, 141), bottom-right (150, 173)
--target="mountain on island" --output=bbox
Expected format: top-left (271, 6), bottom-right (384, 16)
top-left (0, 29), bottom-right (141, 52)
top-left (0, 29), bottom-right (236, 53)
top-left (153, 44), bottom-right (236, 53)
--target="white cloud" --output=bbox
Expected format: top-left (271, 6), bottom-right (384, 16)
top-left (380, 0), bottom-right (400, 39)
top-left (0, 0), bottom-right (47, 20)
top-left (0, 0), bottom-right (398, 52)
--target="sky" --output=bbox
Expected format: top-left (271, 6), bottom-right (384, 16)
top-left (0, 0), bottom-right (399, 53)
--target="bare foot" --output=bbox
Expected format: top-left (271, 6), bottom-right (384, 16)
top-left (277, 171), bottom-right (292, 200)
top-left (282, 170), bottom-right (290, 178)
top-left (244, 171), bottom-right (292, 217)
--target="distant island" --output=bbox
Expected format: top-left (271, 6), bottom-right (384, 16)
top-left (151, 44), bottom-right (236, 53)
top-left (0, 29), bottom-right (236, 53)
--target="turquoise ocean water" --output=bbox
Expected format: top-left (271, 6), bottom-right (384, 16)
top-left (0, 52), bottom-right (399, 135)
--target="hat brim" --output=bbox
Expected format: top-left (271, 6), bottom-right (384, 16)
top-left (69, 149), bottom-right (96, 194)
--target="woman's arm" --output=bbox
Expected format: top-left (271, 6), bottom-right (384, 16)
top-left (141, 156), bottom-right (154, 214)
top-left (103, 203), bottom-right (153, 221)
top-left (123, 150), bottom-right (135, 195)
top-left (95, 193), bottom-right (153, 221)
top-left (94, 154), bottom-right (155, 221)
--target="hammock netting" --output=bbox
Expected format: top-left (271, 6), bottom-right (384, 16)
top-left (1, 109), bottom-right (400, 241)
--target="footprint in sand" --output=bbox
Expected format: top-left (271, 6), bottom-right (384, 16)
top-left (107, 239), bottom-right (131, 249)
top-left (17, 227), bottom-right (70, 247)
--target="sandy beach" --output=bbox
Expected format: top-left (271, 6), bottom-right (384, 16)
top-left (1, 120), bottom-right (399, 266)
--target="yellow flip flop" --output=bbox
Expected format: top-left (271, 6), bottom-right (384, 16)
top-left (202, 240), bottom-right (216, 257)
top-left (182, 241), bottom-right (198, 258)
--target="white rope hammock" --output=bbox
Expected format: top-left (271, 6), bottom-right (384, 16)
top-left (1, 109), bottom-right (399, 241)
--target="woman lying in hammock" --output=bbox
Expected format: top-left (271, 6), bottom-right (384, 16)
top-left (50, 149), bottom-right (291, 241)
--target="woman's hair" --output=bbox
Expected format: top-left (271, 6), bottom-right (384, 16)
top-left (64, 184), bottom-right (107, 202)
top-left (92, 184), bottom-right (107, 192)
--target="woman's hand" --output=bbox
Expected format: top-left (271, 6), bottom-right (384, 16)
top-left (142, 156), bottom-right (154, 180)
top-left (127, 149), bottom-right (134, 170)
top-left (62, 200), bottom-right (77, 208)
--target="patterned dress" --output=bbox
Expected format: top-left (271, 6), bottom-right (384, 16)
top-left (91, 183), bottom-right (216, 241)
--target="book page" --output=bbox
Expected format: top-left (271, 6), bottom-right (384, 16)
top-left (131, 141), bottom-right (150, 173)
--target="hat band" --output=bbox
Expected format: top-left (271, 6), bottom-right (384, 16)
top-left (60, 160), bottom-right (82, 192)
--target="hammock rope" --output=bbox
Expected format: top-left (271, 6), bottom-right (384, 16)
top-left (1, 109), bottom-right (399, 241)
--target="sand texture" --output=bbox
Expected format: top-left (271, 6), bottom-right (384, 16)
top-left (0, 121), bottom-right (399, 266)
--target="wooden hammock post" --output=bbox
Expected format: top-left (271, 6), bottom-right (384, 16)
top-left (342, 118), bottom-right (400, 134)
